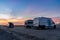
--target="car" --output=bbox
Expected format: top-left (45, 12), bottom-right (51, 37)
top-left (25, 20), bottom-right (33, 28)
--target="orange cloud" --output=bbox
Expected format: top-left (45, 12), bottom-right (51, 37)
top-left (52, 17), bottom-right (60, 24)
top-left (0, 18), bottom-right (33, 25)
top-left (0, 17), bottom-right (60, 25)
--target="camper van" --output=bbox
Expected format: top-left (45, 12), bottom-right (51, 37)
top-left (25, 20), bottom-right (33, 28)
top-left (33, 17), bottom-right (56, 29)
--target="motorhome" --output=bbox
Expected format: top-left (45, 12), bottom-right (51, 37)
top-left (33, 17), bottom-right (56, 29)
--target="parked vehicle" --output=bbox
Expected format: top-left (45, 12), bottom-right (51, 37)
top-left (25, 20), bottom-right (33, 28)
top-left (33, 17), bottom-right (56, 29)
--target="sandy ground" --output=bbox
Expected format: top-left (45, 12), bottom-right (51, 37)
top-left (0, 25), bottom-right (60, 40)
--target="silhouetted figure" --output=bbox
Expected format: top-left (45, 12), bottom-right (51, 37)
top-left (8, 22), bottom-right (14, 28)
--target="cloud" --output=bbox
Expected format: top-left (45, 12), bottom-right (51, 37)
top-left (23, 6), bottom-right (60, 18)
top-left (0, 5), bottom-right (12, 19)
top-left (0, 3), bottom-right (24, 19)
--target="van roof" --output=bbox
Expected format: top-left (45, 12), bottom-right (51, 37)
top-left (34, 17), bottom-right (51, 19)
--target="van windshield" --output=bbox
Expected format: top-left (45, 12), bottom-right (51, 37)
top-left (28, 22), bottom-right (33, 24)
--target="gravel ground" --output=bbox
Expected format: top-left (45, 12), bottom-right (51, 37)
top-left (0, 29), bottom-right (20, 40)
top-left (1, 25), bottom-right (60, 40)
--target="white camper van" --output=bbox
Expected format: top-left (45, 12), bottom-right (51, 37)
top-left (25, 20), bottom-right (33, 28)
top-left (33, 17), bottom-right (56, 29)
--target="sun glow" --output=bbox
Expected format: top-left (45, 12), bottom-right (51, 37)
top-left (7, 19), bottom-right (18, 22)
top-left (0, 17), bottom-right (59, 25)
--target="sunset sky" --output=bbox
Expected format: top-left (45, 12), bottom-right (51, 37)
top-left (0, 0), bottom-right (60, 25)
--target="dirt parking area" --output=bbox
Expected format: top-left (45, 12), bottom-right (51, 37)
top-left (1, 26), bottom-right (60, 40)
top-left (0, 29), bottom-right (20, 40)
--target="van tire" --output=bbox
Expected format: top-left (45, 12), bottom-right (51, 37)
top-left (53, 25), bottom-right (56, 29)
top-left (41, 25), bottom-right (45, 29)
top-left (37, 25), bottom-right (41, 30)
top-left (26, 26), bottom-right (28, 28)
top-left (26, 26), bottom-right (31, 28)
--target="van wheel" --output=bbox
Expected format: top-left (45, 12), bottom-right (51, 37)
top-left (29, 26), bottom-right (31, 28)
top-left (26, 26), bottom-right (28, 28)
top-left (41, 25), bottom-right (45, 29)
top-left (37, 25), bottom-right (41, 30)
top-left (26, 26), bottom-right (31, 28)
top-left (37, 27), bottom-right (41, 30)
top-left (53, 25), bottom-right (56, 29)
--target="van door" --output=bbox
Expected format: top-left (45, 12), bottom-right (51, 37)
top-left (48, 19), bottom-right (51, 28)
